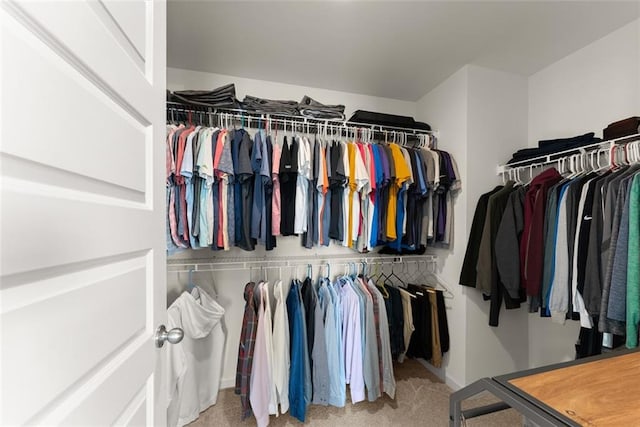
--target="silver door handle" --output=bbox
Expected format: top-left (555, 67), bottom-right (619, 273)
top-left (155, 325), bottom-right (184, 347)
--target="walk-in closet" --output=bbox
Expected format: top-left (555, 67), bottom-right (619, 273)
top-left (2, 1), bottom-right (639, 426)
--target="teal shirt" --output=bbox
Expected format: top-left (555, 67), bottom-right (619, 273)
top-left (627, 174), bottom-right (640, 348)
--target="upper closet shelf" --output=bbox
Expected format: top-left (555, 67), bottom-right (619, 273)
top-left (496, 133), bottom-right (640, 176)
top-left (167, 101), bottom-right (439, 142)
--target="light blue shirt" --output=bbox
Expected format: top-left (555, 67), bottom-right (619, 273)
top-left (329, 281), bottom-right (346, 406)
top-left (319, 280), bottom-right (344, 407)
top-left (166, 187), bottom-right (181, 255)
top-left (198, 180), bottom-right (209, 248)
top-left (544, 183), bottom-right (570, 315)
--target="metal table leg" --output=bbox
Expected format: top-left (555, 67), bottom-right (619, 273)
top-left (449, 378), bottom-right (570, 427)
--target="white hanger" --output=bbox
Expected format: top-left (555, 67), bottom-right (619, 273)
top-left (525, 163), bottom-right (538, 185)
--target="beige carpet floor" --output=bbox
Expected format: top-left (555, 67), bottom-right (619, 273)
top-left (189, 359), bottom-right (523, 426)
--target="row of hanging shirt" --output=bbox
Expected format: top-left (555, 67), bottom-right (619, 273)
top-left (234, 267), bottom-right (450, 426)
top-left (165, 121), bottom-right (461, 255)
top-left (460, 139), bottom-right (640, 351)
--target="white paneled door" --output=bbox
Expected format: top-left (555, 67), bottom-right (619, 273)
top-left (1, 1), bottom-right (167, 425)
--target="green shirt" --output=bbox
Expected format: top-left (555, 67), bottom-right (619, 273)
top-left (626, 173), bottom-right (640, 348)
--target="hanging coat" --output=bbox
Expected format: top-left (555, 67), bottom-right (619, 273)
top-left (166, 287), bottom-right (226, 427)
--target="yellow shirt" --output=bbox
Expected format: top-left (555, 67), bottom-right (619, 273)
top-left (347, 142), bottom-right (357, 248)
top-left (386, 143), bottom-right (411, 239)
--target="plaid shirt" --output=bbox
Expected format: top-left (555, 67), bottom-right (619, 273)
top-left (235, 282), bottom-right (258, 420)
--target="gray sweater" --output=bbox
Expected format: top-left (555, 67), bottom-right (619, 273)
top-left (606, 175), bottom-right (634, 322)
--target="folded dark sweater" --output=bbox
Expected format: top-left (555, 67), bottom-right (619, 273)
top-left (507, 133), bottom-right (602, 165)
top-left (537, 132), bottom-right (596, 149)
top-left (348, 110), bottom-right (431, 131)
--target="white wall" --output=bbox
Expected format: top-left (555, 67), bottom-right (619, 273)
top-left (526, 18), bottom-right (640, 368)
top-left (168, 68), bottom-right (417, 118)
top-left (167, 68), bottom-right (423, 388)
top-left (416, 65), bottom-right (530, 388)
top-left (465, 65), bottom-right (530, 383)
top-left (528, 19), bottom-right (640, 144)
top-left (415, 67), bottom-right (469, 389)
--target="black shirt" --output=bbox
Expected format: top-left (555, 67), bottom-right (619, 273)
top-left (279, 136), bottom-right (298, 236)
top-left (328, 141), bottom-right (345, 241)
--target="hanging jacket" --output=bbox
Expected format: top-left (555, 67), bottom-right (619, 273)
top-left (459, 186), bottom-right (503, 287)
top-left (166, 287), bottom-right (225, 427)
top-left (522, 168), bottom-right (563, 298)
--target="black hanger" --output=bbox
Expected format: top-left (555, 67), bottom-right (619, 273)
top-left (388, 261), bottom-right (405, 287)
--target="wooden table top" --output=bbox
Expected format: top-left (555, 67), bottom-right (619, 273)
top-left (508, 351), bottom-right (640, 426)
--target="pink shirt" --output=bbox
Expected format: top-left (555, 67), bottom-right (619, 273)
top-left (271, 142), bottom-right (282, 236)
top-left (213, 131), bottom-right (226, 249)
top-left (368, 144), bottom-right (376, 192)
top-left (166, 125), bottom-right (179, 182)
top-left (250, 283), bottom-right (271, 427)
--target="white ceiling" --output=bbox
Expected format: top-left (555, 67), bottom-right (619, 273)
top-left (167, 1), bottom-right (639, 101)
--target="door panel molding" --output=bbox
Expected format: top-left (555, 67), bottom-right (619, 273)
top-left (1, 0), bottom-right (152, 125)
top-left (90, 0), bottom-right (146, 71)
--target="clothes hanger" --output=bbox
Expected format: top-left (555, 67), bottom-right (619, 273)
top-left (349, 262), bottom-right (357, 281)
top-left (387, 261), bottom-right (405, 287)
top-left (368, 261), bottom-right (380, 283)
top-left (380, 262), bottom-right (393, 285)
top-left (524, 163), bottom-right (537, 186)
top-left (577, 152), bottom-right (587, 175)
top-left (513, 167), bottom-right (521, 185)
top-left (564, 155), bottom-right (575, 178)
top-left (398, 261), bottom-right (419, 298)
top-left (609, 142), bottom-right (618, 170)
top-left (418, 260), bottom-right (454, 299)
top-left (595, 148), bottom-right (605, 171)
top-left (632, 140), bottom-right (640, 163)
top-left (407, 260), bottom-right (420, 285)
top-left (187, 268), bottom-right (201, 303)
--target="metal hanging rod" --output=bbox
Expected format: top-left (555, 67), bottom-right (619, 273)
top-left (496, 133), bottom-right (640, 175)
top-left (167, 253), bottom-right (438, 273)
top-left (166, 101), bottom-right (439, 139)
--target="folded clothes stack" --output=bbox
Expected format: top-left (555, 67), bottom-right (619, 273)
top-left (168, 83), bottom-right (239, 108)
top-left (241, 95), bottom-right (300, 115)
top-left (506, 132), bottom-right (602, 165)
top-left (603, 117), bottom-right (640, 140)
top-left (298, 95), bottom-right (345, 120)
top-left (348, 110), bottom-right (431, 131)
top-left (169, 85), bottom-right (432, 133)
